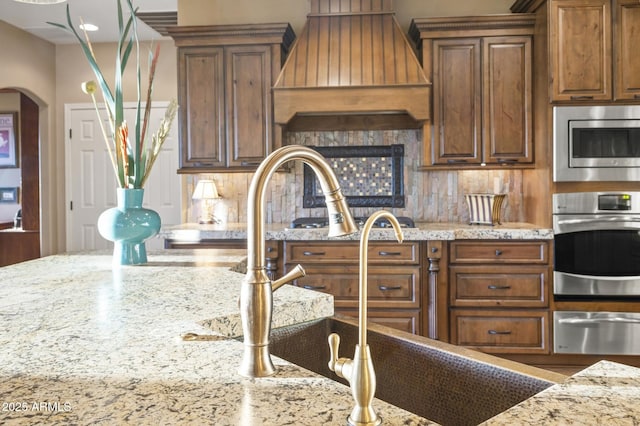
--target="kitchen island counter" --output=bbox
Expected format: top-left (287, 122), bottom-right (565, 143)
top-left (2, 250), bottom-right (639, 425)
top-left (0, 249), bottom-right (431, 425)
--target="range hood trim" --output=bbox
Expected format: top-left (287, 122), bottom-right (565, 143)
top-left (273, 85), bottom-right (431, 125)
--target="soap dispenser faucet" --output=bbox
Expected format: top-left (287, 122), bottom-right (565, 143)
top-left (328, 210), bottom-right (404, 426)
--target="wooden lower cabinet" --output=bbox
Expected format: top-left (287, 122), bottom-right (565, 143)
top-left (284, 241), bottom-right (422, 335)
top-left (0, 230), bottom-right (40, 267)
top-left (450, 310), bottom-right (549, 354)
top-left (448, 240), bottom-right (552, 355)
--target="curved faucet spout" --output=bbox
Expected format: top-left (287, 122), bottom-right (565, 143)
top-left (358, 211), bottom-right (404, 347)
top-left (239, 145), bottom-right (358, 378)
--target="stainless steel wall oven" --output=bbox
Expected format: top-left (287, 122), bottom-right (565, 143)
top-left (552, 192), bottom-right (640, 355)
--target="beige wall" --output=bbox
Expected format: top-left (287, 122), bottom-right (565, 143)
top-left (177, 0), bottom-right (516, 35)
top-left (0, 21), bottom-right (57, 255)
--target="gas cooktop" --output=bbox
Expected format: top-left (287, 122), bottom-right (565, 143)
top-left (289, 216), bottom-right (416, 229)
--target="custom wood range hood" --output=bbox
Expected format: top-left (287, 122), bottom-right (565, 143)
top-left (273, 0), bottom-right (431, 131)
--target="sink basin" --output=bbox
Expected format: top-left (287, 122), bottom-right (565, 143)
top-left (270, 316), bottom-right (566, 426)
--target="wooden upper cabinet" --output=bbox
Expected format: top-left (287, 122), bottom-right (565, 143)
top-left (410, 15), bottom-right (534, 168)
top-left (550, 0), bottom-right (612, 101)
top-left (483, 36), bottom-right (533, 164)
top-left (170, 24), bottom-right (295, 172)
top-left (615, 0), bottom-right (640, 100)
top-left (179, 47), bottom-right (226, 169)
top-left (550, 0), bottom-right (640, 102)
top-left (432, 38), bottom-right (482, 164)
top-left (225, 45), bottom-right (272, 168)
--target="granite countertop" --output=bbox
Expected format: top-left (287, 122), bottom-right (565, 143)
top-left (0, 249), bottom-right (431, 425)
top-left (2, 250), bottom-right (639, 425)
top-left (482, 360), bottom-right (640, 425)
top-left (160, 221), bottom-right (554, 242)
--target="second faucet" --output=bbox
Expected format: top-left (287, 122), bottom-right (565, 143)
top-left (328, 210), bottom-right (405, 426)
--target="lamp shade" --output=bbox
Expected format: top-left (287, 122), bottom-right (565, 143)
top-left (192, 180), bottom-right (220, 200)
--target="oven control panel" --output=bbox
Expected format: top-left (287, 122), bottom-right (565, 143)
top-left (553, 191), bottom-right (640, 214)
top-left (598, 193), bottom-right (632, 210)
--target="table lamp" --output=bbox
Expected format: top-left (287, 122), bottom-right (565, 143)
top-left (192, 179), bottom-right (221, 224)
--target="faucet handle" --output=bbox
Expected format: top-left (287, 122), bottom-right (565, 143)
top-left (272, 264), bottom-right (306, 291)
top-left (328, 332), bottom-right (353, 381)
top-left (328, 333), bottom-right (341, 372)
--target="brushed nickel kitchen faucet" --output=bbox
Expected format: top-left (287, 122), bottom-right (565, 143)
top-left (239, 145), bottom-right (358, 378)
top-left (328, 210), bottom-right (404, 426)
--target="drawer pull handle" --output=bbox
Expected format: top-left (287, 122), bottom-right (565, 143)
top-left (302, 251), bottom-right (326, 256)
top-left (495, 249), bottom-right (503, 256)
top-left (378, 251), bottom-right (402, 256)
top-left (303, 285), bottom-right (326, 290)
top-left (570, 95), bottom-right (594, 100)
top-left (378, 285), bottom-right (402, 291)
top-left (488, 285), bottom-right (511, 290)
top-left (488, 330), bottom-right (512, 335)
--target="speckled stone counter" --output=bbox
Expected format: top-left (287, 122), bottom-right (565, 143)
top-left (160, 221), bottom-right (553, 242)
top-left (482, 360), bottom-right (640, 425)
top-left (0, 250), bottom-right (431, 425)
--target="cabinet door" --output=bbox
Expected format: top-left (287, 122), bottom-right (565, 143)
top-left (432, 39), bottom-right (482, 165)
top-left (225, 45), bottom-right (274, 168)
top-left (177, 47), bottom-right (226, 170)
top-left (482, 36), bottom-right (533, 164)
top-left (550, 0), bottom-right (612, 101)
top-left (614, 0), bottom-right (640, 100)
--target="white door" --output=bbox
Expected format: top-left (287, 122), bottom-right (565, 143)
top-left (65, 102), bottom-right (181, 252)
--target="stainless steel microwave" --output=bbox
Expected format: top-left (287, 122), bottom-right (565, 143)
top-left (553, 105), bottom-right (640, 182)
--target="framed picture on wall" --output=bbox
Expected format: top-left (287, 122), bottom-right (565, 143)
top-left (0, 112), bottom-right (19, 168)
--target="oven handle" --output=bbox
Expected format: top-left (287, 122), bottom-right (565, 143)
top-left (558, 317), bottom-right (640, 325)
top-left (556, 216), bottom-right (640, 226)
top-left (555, 216), bottom-right (640, 233)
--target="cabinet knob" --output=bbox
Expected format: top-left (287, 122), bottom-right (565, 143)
top-left (378, 251), bottom-right (402, 256)
top-left (302, 284), bottom-right (327, 291)
top-left (303, 251), bottom-right (326, 256)
top-left (488, 284), bottom-right (511, 290)
top-left (431, 247), bottom-right (438, 253)
top-left (488, 330), bottom-right (512, 335)
top-left (570, 95), bottom-right (594, 100)
top-left (495, 249), bottom-right (502, 256)
top-left (378, 285), bottom-right (402, 291)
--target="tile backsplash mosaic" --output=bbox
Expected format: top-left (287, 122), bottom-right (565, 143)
top-left (184, 129), bottom-right (525, 224)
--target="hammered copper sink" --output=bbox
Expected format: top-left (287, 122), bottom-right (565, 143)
top-left (270, 316), bottom-right (566, 426)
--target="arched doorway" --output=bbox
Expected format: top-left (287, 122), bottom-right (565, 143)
top-left (0, 88), bottom-right (40, 266)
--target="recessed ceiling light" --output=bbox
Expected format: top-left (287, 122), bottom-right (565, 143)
top-left (79, 23), bottom-right (99, 32)
top-left (13, 0), bottom-right (67, 4)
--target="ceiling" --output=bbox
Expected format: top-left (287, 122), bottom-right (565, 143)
top-left (1, 0), bottom-right (177, 44)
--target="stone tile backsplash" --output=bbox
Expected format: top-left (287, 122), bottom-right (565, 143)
top-left (184, 129), bottom-right (525, 224)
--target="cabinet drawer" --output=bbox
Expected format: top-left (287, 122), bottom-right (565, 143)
top-left (450, 310), bottom-right (549, 354)
top-left (289, 265), bottom-right (420, 309)
top-left (286, 241), bottom-right (418, 264)
top-left (449, 241), bottom-right (548, 264)
top-left (337, 309), bottom-right (420, 335)
top-left (450, 265), bottom-right (548, 307)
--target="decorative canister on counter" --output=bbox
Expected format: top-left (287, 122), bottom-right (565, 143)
top-left (464, 194), bottom-right (507, 225)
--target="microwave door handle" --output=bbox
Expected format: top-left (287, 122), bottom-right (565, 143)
top-left (558, 317), bottom-right (640, 325)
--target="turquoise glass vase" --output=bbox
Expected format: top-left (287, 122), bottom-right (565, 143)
top-left (97, 188), bottom-right (161, 265)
